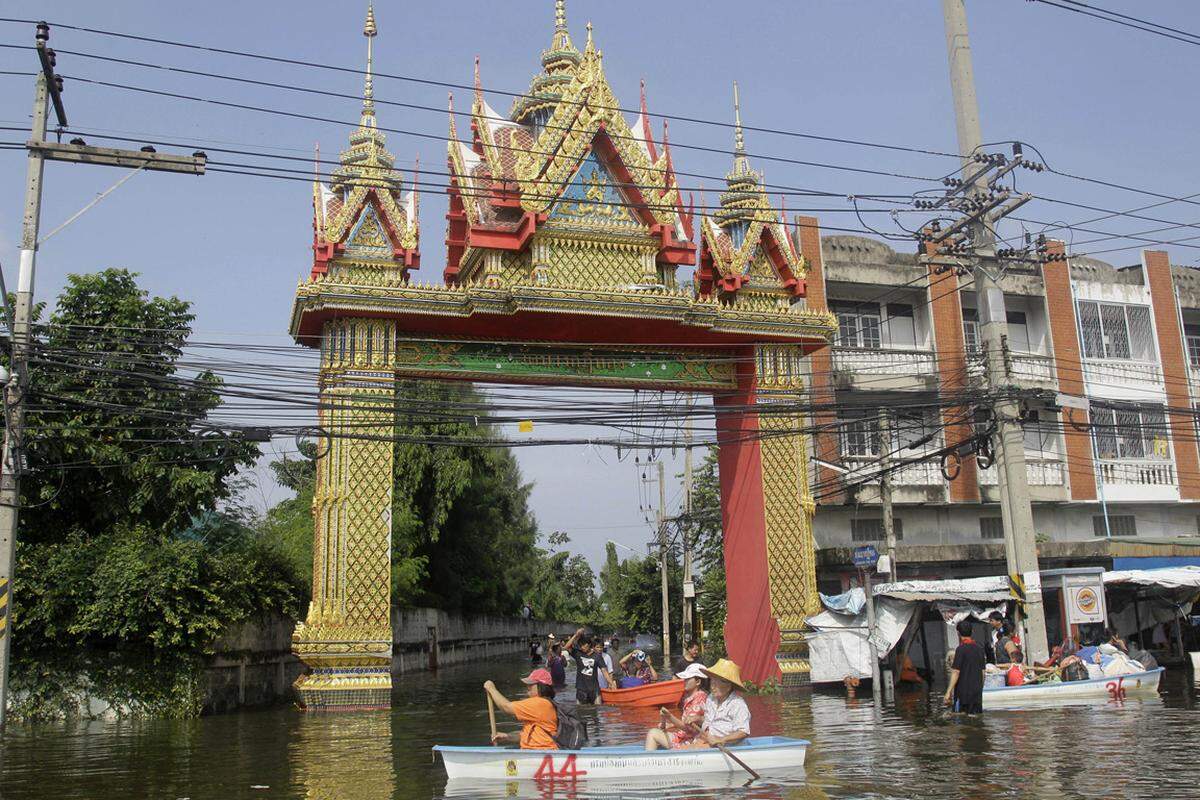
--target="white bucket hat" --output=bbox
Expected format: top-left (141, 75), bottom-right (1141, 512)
top-left (676, 662), bottom-right (708, 681)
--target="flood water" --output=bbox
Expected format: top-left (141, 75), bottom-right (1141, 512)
top-left (3, 654), bottom-right (1199, 799)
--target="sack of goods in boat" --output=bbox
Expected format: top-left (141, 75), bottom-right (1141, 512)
top-left (433, 736), bottom-right (810, 781)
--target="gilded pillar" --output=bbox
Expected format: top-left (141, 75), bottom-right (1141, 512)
top-left (755, 343), bottom-right (820, 685)
top-left (293, 318), bottom-right (397, 709)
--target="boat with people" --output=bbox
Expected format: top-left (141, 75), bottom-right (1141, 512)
top-left (599, 677), bottom-right (685, 707)
top-left (433, 736), bottom-right (810, 781)
top-left (982, 666), bottom-right (1163, 708)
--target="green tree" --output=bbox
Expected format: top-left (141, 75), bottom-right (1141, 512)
top-left (260, 381), bottom-right (561, 618)
top-left (14, 270), bottom-right (258, 544)
top-left (8, 270), bottom-right (296, 661)
top-left (683, 450), bottom-right (726, 656)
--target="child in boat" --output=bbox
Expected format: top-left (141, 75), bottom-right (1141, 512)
top-left (644, 662), bottom-right (709, 750)
top-left (619, 649), bottom-right (659, 687)
top-left (483, 669), bottom-right (558, 750)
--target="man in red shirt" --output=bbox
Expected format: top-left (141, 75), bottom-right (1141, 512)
top-left (943, 618), bottom-right (986, 714)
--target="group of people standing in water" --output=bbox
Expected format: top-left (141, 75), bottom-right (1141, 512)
top-left (487, 631), bottom-right (752, 752)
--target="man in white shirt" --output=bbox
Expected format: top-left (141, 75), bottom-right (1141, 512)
top-left (694, 659), bottom-right (751, 748)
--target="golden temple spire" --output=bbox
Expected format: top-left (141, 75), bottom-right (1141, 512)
top-left (585, 21), bottom-right (594, 53)
top-left (551, 0), bottom-right (574, 52)
top-left (733, 81), bottom-right (746, 159)
top-left (361, 3), bottom-right (378, 126)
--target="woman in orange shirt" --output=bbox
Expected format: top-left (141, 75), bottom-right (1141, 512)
top-left (483, 669), bottom-right (559, 750)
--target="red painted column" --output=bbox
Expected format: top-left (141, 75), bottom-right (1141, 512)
top-left (1042, 241), bottom-right (1097, 500)
top-left (924, 240), bottom-right (979, 500)
top-left (714, 349), bottom-right (780, 684)
top-left (796, 215), bottom-right (843, 505)
top-left (1144, 250), bottom-right (1200, 499)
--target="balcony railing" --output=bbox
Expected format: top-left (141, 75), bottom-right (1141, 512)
top-left (967, 352), bottom-right (1056, 384)
top-left (1082, 358), bottom-right (1164, 391)
top-left (832, 347), bottom-right (937, 377)
top-left (1097, 459), bottom-right (1176, 487)
top-left (978, 458), bottom-right (1065, 487)
top-left (842, 456), bottom-right (943, 486)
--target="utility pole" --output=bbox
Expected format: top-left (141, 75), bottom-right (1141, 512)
top-left (656, 459), bottom-right (671, 673)
top-left (0, 23), bottom-right (206, 729)
top-left (879, 411), bottom-right (897, 583)
top-left (941, 0), bottom-right (1048, 662)
top-left (681, 419), bottom-right (695, 644)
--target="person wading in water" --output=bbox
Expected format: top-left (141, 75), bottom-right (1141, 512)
top-left (944, 618), bottom-right (986, 714)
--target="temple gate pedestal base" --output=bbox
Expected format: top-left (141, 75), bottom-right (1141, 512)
top-left (293, 625), bottom-right (393, 709)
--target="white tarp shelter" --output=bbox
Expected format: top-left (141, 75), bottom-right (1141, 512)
top-left (806, 568), bottom-right (1200, 685)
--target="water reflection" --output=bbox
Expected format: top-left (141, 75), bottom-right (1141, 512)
top-left (292, 710), bottom-right (394, 800)
top-left (3, 656), bottom-right (1200, 799)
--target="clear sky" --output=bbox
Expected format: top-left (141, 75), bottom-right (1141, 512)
top-left (2, 1), bottom-right (1198, 570)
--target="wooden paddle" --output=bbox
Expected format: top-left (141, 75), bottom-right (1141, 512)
top-left (487, 692), bottom-right (498, 744)
top-left (659, 706), bottom-right (760, 782)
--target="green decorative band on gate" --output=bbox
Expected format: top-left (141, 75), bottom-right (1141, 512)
top-left (392, 341), bottom-right (737, 389)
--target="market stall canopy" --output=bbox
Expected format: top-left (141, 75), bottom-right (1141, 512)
top-left (873, 574), bottom-right (1042, 604)
top-left (1103, 566), bottom-right (1200, 590)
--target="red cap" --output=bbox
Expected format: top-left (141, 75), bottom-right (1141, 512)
top-left (521, 668), bottom-right (553, 687)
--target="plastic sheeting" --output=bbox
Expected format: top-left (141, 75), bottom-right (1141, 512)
top-left (874, 573), bottom-right (1041, 603)
top-left (806, 597), bottom-right (917, 684)
top-left (1103, 566), bottom-right (1200, 589)
top-left (819, 588), bottom-right (866, 616)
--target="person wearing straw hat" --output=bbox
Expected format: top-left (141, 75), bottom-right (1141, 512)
top-left (483, 669), bottom-right (558, 750)
top-left (688, 659), bottom-right (751, 749)
top-left (644, 662), bottom-right (709, 750)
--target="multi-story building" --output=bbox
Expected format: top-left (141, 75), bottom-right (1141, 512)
top-left (795, 219), bottom-right (1200, 593)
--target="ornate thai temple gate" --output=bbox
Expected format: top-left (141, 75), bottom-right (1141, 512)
top-left (289, 3), bottom-right (835, 708)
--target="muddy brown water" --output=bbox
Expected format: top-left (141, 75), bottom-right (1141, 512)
top-left (3, 655), bottom-right (1198, 799)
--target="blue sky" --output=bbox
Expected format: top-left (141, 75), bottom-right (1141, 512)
top-left (2, 1), bottom-right (1198, 570)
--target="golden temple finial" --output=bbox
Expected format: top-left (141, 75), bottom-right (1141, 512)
top-left (474, 55), bottom-right (482, 94)
top-left (361, 3), bottom-right (377, 125)
top-left (447, 92), bottom-right (458, 141)
top-left (549, 0), bottom-right (574, 53)
top-left (733, 81), bottom-right (745, 158)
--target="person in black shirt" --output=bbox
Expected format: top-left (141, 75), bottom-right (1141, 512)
top-left (563, 628), bottom-right (611, 704)
top-left (944, 618), bottom-right (986, 714)
top-left (672, 639), bottom-right (702, 676)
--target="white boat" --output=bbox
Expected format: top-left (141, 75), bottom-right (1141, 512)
top-left (433, 736), bottom-right (809, 781)
top-left (982, 667), bottom-right (1163, 708)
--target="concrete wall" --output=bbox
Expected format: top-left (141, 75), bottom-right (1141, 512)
top-left (202, 609), bottom-right (577, 715)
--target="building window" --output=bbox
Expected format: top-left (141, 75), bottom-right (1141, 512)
top-left (1186, 324), bottom-right (1200, 369)
top-left (839, 409), bottom-right (939, 459)
top-left (1077, 300), bottom-right (1156, 361)
top-left (832, 301), bottom-right (882, 349)
top-left (979, 517), bottom-right (1005, 540)
top-left (851, 517), bottom-right (903, 542)
top-left (960, 307), bottom-right (979, 356)
top-left (1090, 405), bottom-right (1169, 460)
top-left (1022, 410), bottom-right (1060, 457)
top-left (886, 303), bottom-right (917, 348)
top-left (1006, 310), bottom-right (1031, 353)
top-left (1093, 514), bottom-right (1137, 537)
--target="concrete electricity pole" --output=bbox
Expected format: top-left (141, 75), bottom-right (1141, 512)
top-left (879, 411), bottom-right (898, 583)
top-left (0, 23), bottom-right (206, 728)
top-left (656, 459), bottom-right (671, 672)
top-left (681, 419), bottom-right (695, 643)
top-left (941, 0), bottom-right (1049, 662)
